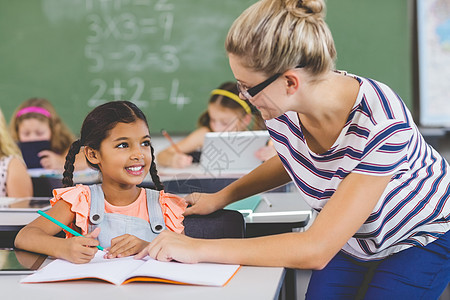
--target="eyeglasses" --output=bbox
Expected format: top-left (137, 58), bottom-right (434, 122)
top-left (236, 64), bottom-right (305, 101)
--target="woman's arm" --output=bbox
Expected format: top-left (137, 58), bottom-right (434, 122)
top-left (138, 172), bottom-right (392, 270)
top-left (6, 156), bottom-right (33, 197)
top-left (157, 127), bottom-right (210, 168)
top-left (184, 154), bottom-right (291, 215)
top-left (14, 200), bottom-right (100, 263)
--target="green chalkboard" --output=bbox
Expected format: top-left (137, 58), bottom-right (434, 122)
top-left (0, 0), bottom-right (255, 134)
top-left (327, 0), bottom-right (412, 110)
top-left (0, 0), bottom-right (412, 135)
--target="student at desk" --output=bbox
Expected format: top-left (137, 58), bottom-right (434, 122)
top-left (156, 81), bottom-right (276, 168)
top-left (10, 98), bottom-right (87, 171)
top-left (0, 108), bottom-right (32, 197)
top-left (15, 101), bottom-right (186, 263)
top-left (137, 0), bottom-right (450, 298)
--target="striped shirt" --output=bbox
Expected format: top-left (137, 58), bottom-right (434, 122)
top-left (265, 74), bottom-right (450, 261)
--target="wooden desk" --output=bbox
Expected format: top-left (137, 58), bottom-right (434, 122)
top-left (0, 192), bottom-right (311, 246)
top-left (0, 191), bottom-right (310, 299)
top-left (242, 192), bottom-right (311, 237)
top-left (0, 265), bottom-right (286, 300)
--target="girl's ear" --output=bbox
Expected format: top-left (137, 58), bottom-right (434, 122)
top-left (84, 146), bottom-right (100, 165)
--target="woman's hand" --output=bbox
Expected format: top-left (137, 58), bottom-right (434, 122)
top-left (105, 234), bottom-right (150, 259)
top-left (135, 230), bottom-right (201, 263)
top-left (61, 227), bottom-right (101, 264)
top-left (184, 192), bottom-right (226, 216)
top-left (38, 150), bottom-right (65, 170)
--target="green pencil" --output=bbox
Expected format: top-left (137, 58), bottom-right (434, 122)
top-left (37, 210), bottom-right (104, 251)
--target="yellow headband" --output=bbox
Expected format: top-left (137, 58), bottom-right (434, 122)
top-left (211, 89), bottom-right (251, 115)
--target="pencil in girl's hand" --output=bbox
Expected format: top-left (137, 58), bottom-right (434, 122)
top-left (37, 210), bottom-right (105, 251)
top-left (161, 129), bottom-right (182, 153)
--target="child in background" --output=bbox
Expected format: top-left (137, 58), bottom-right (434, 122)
top-left (157, 81), bottom-right (276, 168)
top-left (10, 98), bottom-right (87, 171)
top-left (15, 101), bottom-right (186, 264)
top-left (0, 108), bottom-right (32, 197)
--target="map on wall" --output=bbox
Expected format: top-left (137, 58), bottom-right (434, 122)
top-left (417, 0), bottom-right (450, 127)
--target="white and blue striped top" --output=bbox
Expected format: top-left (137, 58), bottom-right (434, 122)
top-left (265, 74), bottom-right (450, 261)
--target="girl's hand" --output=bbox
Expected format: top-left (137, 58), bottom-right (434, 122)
top-left (38, 150), bottom-right (65, 170)
top-left (61, 227), bottom-right (101, 264)
top-left (184, 192), bottom-right (225, 216)
top-left (106, 234), bottom-right (150, 259)
top-left (135, 230), bottom-right (201, 263)
top-left (171, 152), bottom-right (193, 168)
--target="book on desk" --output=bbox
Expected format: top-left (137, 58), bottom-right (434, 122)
top-left (21, 251), bottom-right (240, 287)
top-left (224, 195), bottom-right (262, 216)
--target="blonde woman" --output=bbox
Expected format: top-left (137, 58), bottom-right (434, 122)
top-left (10, 98), bottom-right (87, 171)
top-left (0, 108), bottom-right (32, 197)
top-left (137, 0), bottom-right (450, 298)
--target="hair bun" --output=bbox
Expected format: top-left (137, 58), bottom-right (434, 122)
top-left (284, 0), bottom-right (325, 19)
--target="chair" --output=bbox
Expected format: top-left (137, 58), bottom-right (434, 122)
top-left (32, 177), bottom-right (63, 197)
top-left (184, 209), bottom-right (245, 239)
top-left (163, 178), bottom-right (237, 194)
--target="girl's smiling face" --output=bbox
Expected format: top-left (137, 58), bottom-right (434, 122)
top-left (90, 120), bottom-right (152, 188)
top-left (18, 118), bottom-right (52, 142)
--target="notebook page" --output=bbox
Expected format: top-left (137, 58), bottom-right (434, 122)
top-left (128, 257), bottom-right (240, 287)
top-left (21, 251), bottom-right (143, 285)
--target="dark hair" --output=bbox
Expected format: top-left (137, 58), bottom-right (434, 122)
top-left (62, 101), bottom-right (164, 191)
top-left (197, 82), bottom-right (265, 130)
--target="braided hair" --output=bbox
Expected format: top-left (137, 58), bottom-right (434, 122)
top-left (62, 101), bottom-right (164, 191)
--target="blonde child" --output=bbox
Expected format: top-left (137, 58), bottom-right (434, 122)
top-left (157, 81), bottom-right (275, 168)
top-left (15, 101), bottom-right (187, 263)
top-left (10, 98), bottom-right (87, 171)
top-left (0, 108), bottom-right (32, 197)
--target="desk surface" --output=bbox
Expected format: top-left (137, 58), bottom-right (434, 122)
top-left (0, 192), bottom-right (311, 227)
top-left (1, 265), bottom-right (285, 300)
top-left (0, 192), bottom-right (309, 299)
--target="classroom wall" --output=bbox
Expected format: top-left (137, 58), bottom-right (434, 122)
top-left (0, 0), bottom-right (412, 135)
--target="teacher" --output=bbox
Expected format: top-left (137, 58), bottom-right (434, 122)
top-left (137, 0), bottom-right (450, 298)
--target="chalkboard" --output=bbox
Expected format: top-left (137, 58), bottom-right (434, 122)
top-left (326, 0), bottom-right (412, 111)
top-left (0, 0), bottom-right (412, 134)
top-left (0, 0), bottom-right (255, 134)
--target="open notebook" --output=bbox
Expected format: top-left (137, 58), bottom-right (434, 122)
top-left (21, 251), bottom-right (240, 287)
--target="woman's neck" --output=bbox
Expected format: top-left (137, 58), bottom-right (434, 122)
top-left (295, 71), bottom-right (360, 154)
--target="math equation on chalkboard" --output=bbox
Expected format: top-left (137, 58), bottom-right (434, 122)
top-left (1, 0), bottom-right (254, 132)
top-left (83, 0), bottom-right (189, 110)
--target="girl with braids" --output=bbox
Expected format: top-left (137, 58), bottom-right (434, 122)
top-left (15, 101), bottom-right (187, 264)
top-left (137, 0), bottom-right (449, 298)
top-left (156, 81), bottom-right (275, 168)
